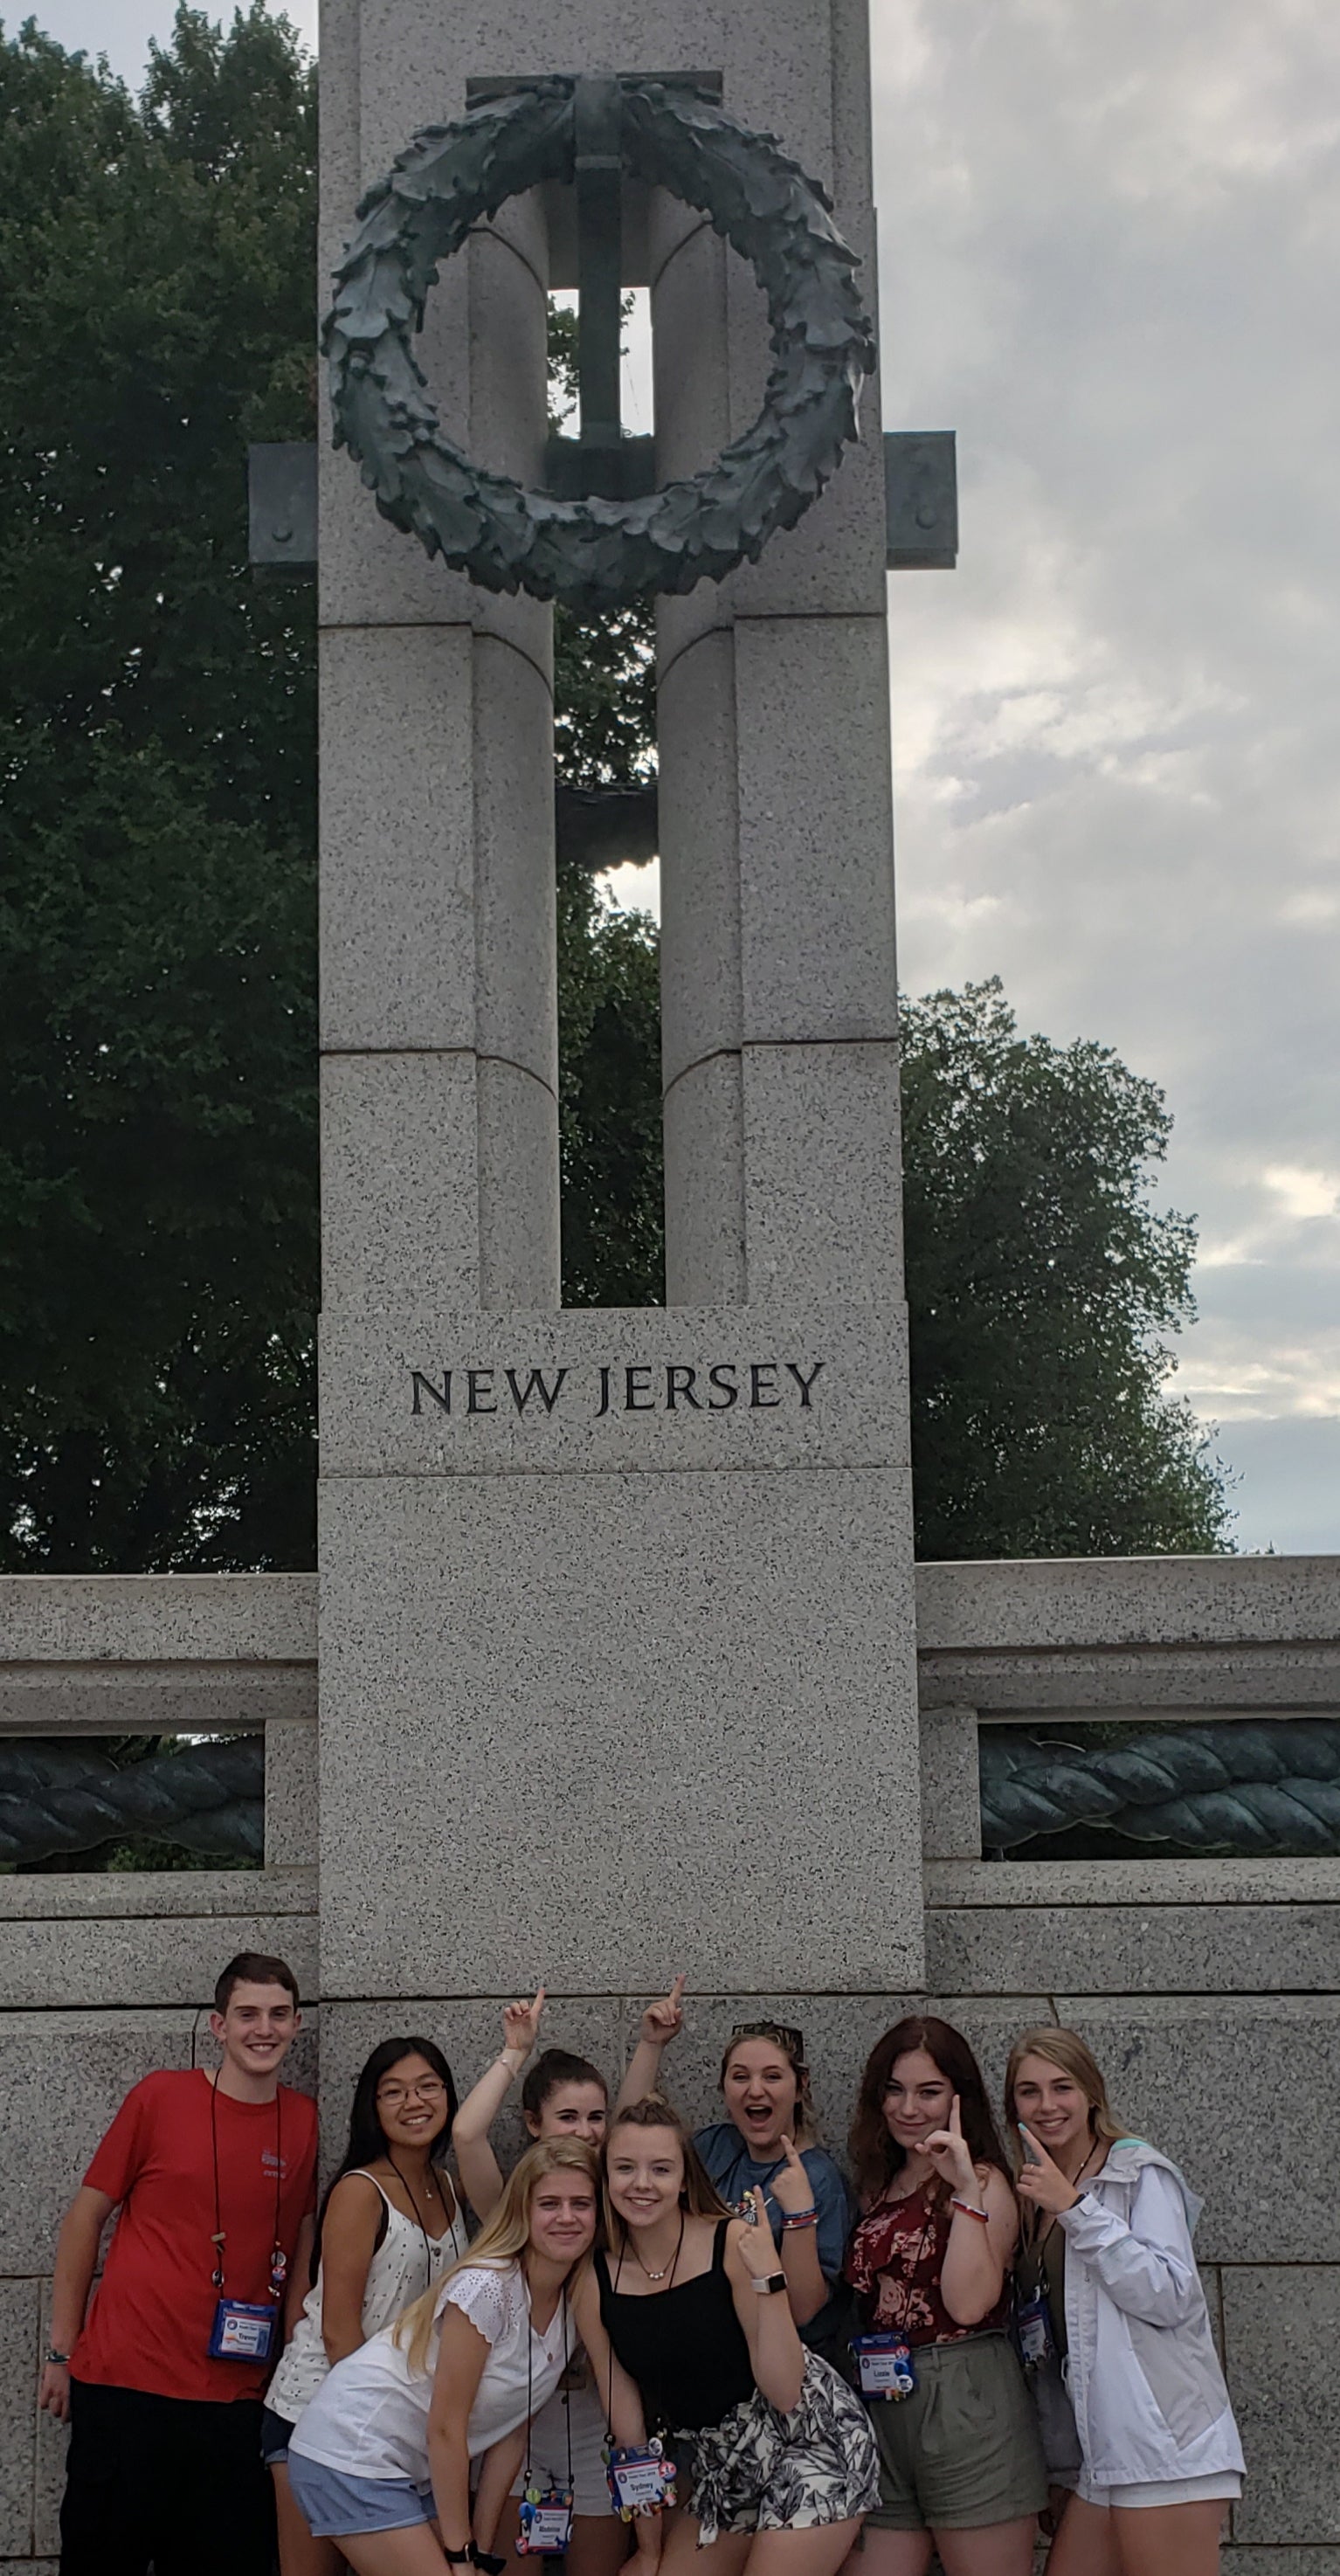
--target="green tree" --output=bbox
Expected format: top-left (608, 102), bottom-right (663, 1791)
top-left (901, 979), bottom-right (1230, 1557)
top-left (0, 12), bottom-right (1226, 1572)
top-left (0, 7), bottom-right (318, 1571)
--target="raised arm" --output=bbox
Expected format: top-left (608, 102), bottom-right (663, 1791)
top-left (453, 1990), bottom-right (545, 2220)
top-left (615, 1976), bottom-right (686, 2112)
top-left (39, 2186), bottom-right (115, 2423)
top-left (768, 2136), bottom-right (830, 2328)
top-left (725, 2197), bottom-right (805, 2414)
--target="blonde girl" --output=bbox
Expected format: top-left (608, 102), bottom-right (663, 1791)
top-left (1005, 2026), bottom-right (1244, 2576)
top-left (286, 2140), bottom-right (598, 2576)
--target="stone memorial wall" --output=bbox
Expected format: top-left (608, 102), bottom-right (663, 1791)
top-left (1, 0), bottom-right (1337, 2561)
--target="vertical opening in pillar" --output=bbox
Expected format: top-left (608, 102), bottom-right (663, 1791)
top-left (548, 287), bottom-right (666, 1310)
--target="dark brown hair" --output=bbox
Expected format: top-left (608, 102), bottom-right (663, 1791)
top-left (522, 2048), bottom-right (608, 2125)
top-left (849, 2015), bottom-right (1010, 2206)
top-left (213, 1952), bottom-right (300, 2013)
top-left (602, 2096), bottom-right (733, 2244)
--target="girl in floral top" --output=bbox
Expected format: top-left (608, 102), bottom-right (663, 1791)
top-left (841, 2017), bottom-right (1046, 2576)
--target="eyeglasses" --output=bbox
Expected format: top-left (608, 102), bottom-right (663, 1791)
top-left (728, 2021), bottom-right (805, 2061)
top-left (376, 2077), bottom-right (448, 2108)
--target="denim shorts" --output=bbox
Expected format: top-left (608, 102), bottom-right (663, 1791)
top-left (286, 2449), bottom-right (437, 2537)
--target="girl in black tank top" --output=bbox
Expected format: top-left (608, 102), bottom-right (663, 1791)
top-left (571, 2101), bottom-right (879, 2576)
top-left (595, 2218), bottom-right (754, 2431)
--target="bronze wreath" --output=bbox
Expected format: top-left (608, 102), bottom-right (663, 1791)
top-left (322, 78), bottom-right (876, 611)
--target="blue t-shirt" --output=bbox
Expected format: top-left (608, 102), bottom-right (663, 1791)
top-left (694, 2124), bottom-right (853, 2349)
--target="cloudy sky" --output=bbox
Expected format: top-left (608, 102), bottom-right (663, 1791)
top-left (27, 0), bottom-right (1340, 1552)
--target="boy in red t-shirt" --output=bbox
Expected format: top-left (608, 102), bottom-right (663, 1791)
top-left (40, 1950), bottom-right (318, 2576)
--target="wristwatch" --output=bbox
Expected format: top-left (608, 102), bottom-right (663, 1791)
top-left (751, 2271), bottom-right (789, 2295)
top-left (45, 2350), bottom-right (71, 2367)
top-left (442, 2550), bottom-right (472, 2566)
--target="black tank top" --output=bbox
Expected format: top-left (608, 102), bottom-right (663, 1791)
top-left (596, 2218), bottom-right (755, 2431)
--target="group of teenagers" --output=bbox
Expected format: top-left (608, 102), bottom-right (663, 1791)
top-left (38, 1954), bottom-right (1244, 2576)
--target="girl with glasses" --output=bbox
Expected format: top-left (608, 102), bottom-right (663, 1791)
top-left (620, 1986), bottom-right (853, 2365)
top-left (266, 2037), bottom-right (467, 2576)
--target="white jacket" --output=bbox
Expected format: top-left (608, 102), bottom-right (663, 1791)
top-left (1056, 2138), bottom-right (1245, 2490)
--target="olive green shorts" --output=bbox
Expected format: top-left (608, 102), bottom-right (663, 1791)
top-left (860, 2332), bottom-right (1049, 2534)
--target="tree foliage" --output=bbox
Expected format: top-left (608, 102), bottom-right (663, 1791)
top-left (0, 7), bottom-right (317, 1571)
top-left (901, 980), bottom-right (1229, 1556)
top-left (0, 10), bottom-right (1227, 1569)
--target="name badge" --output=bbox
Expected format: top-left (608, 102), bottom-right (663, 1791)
top-left (850, 2332), bottom-right (916, 2401)
top-left (518, 2490), bottom-right (574, 2554)
top-left (606, 2442), bottom-right (677, 2517)
top-left (209, 2297), bottom-right (277, 2362)
top-left (1016, 2292), bottom-right (1055, 2371)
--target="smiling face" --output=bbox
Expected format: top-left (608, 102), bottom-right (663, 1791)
top-left (528, 2169), bottom-right (598, 2268)
top-left (528, 2081), bottom-right (608, 2146)
top-left (374, 2051), bottom-right (452, 2153)
top-left (605, 2123), bottom-right (685, 2232)
top-left (210, 1979), bottom-right (299, 2083)
top-left (881, 2048), bottom-right (955, 2156)
top-left (722, 2039), bottom-right (800, 2157)
top-left (1011, 2052), bottom-right (1094, 2160)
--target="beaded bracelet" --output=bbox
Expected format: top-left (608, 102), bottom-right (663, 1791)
top-left (780, 2207), bottom-right (819, 2230)
top-left (950, 2195), bottom-right (990, 2224)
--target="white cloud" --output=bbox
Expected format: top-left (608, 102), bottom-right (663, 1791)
top-left (874, 0), bottom-right (1340, 1549)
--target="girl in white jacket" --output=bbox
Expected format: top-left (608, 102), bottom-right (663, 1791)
top-left (1004, 2027), bottom-right (1244, 2576)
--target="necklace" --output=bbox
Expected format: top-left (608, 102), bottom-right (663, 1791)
top-left (632, 2210), bottom-right (686, 2283)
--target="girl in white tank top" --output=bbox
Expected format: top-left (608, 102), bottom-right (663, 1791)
top-left (267, 2036), bottom-right (465, 2576)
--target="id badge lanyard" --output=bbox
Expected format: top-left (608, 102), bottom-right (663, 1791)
top-left (850, 2203), bottom-right (932, 2403)
top-left (603, 2227), bottom-right (679, 2521)
top-left (207, 2079), bottom-right (286, 2363)
top-left (517, 2287), bottom-right (574, 2555)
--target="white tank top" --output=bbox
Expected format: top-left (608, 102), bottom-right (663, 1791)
top-left (267, 2169), bottom-right (468, 2425)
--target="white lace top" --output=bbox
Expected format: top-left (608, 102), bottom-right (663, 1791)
top-left (287, 2260), bottom-right (574, 2483)
top-left (267, 2171), bottom-right (468, 2426)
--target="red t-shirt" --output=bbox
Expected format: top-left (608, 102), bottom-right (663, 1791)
top-left (72, 2068), bottom-right (318, 2403)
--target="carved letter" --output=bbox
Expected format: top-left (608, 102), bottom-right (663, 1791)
top-left (625, 1366), bottom-right (655, 1412)
top-left (785, 1362), bottom-right (825, 1408)
top-left (707, 1365), bottom-right (738, 1409)
top-left (665, 1366), bottom-right (701, 1411)
top-left (506, 1367), bottom-right (569, 1415)
top-left (466, 1370), bottom-right (496, 1414)
top-left (411, 1371), bottom-right (452, 1415)
top-left (597, 1366), bottom-right (611, 1416)
top-left (749, 1364), bottom-right (781, 1408)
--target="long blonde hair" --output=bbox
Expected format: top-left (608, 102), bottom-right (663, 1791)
top-left (393, 2137), bottom-right (599, 2376)
top-left (1003, 2026), bottom-right (1126, 2172)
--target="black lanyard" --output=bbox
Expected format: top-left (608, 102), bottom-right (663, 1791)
top-left (607, 2211), bottom-right (685, 2439)
top-left (524, 2278), bottom-right (572, 2497)
top-left (209, 2079), bottom-right (285, 2302)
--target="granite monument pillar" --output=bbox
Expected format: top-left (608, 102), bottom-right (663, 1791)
top-left (316, 0), bottom-right (922, 2096)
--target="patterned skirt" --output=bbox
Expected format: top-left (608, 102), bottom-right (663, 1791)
top-left (676, 2352), bottom-right (881, 2545)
